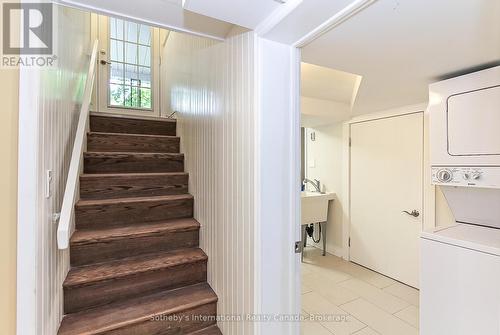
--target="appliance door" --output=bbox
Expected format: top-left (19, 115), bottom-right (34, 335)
top-left (429, 66), bottom-right (500, 166)
top-left (447, 85), bottom-right (500, 156)
top-left (421, 237), bottom-right (500, 335)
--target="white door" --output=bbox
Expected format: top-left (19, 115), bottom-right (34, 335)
top-left (350, 112), bottom-right (423, 288)
top-left (97, 16), bottom-right (160, 116)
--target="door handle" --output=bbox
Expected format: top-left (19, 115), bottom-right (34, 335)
top-left (100, 60), bottom-right (111, 65)
top-left (402, 210), bottom-right (420, 217)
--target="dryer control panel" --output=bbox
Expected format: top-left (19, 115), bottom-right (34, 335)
top-left (432, 166), bottom-right (500, 188)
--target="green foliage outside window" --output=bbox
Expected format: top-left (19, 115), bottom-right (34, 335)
top-left (110, 85), bottom-right (151, 109)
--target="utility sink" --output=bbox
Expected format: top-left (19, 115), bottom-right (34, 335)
top-left (301, 191), bottom-right (335, 225)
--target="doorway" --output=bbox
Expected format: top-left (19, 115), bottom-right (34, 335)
top-left (300, 105), bottom-right (423, 335)
top-left (97, 16), bottom-right (161, 117)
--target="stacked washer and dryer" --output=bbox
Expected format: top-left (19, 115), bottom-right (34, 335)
top-left (422, 66), bottom-right (500, 334)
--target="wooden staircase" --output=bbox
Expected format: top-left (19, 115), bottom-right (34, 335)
top-left (58, 115), bottom-right (221, 335)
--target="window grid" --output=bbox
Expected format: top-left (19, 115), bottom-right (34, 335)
top-left (108, 18), bottom-right (152, 110)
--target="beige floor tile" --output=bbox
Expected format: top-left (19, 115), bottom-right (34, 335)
top-left (342, 299), bottom-right (418, 335)
top-left (303, 248), bottom-right (345, 267)
top-left (394, 305), bottom-right (419, 329)
top-left (302, 291), bottom-right (350, 315)
top-left (339, 279), bottom-right (409, 314)
top-left (383, 282), bottom-right (420, 307)
top-left (320, 283), bottom-right (359, 306)
top-left (312, 264), bottom-right (352, 284)
top-left (321, 319), bottom-right (367, 335)
top-left (303, 270), bottom-right (352, 296)
top-left (337, 262), bottom-right (396, 289)
top-left (301, 319), bottom-right (334, 335)
top-left (302, 292), bottom-right (366, 335)
top-left (302, 262), bottom-right (314, 276)
top-left (353, 327), bottom-right (381, 335)
top-left (302, 281), bottom-right (313, 294)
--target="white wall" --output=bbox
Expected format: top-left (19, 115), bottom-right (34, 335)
top-left (257, 37), bottom-right (300, 335)
top-left (304, 124), bottom-right (345, 256)
top-left (163, 29), bottom-right (301, 335)
top-left (163, 27), bottom-right (257, 335)
top-left (0, 28), bottom-right (19, 335)
top-left (301, 96), bottom-right (350, 127)
top-left (17, 5), bottom-right (91, 335)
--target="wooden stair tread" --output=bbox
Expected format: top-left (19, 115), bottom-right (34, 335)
top-left (76, 193), bottom-right (193, 207)
top-left (189, 325), bottom-right (223, 334)
top-left (90, 113), bottom-right (177, 123)
top-left (75, 194), bottom-right (194, 229)
top-left (71, 218), bottom-right (200, 245)
top-left (80, 172), bottom-right (188, 179)
top-left (189, 325), bottom-right (222, 334)
top-left (80, 172), bottom-right (189, 200)
top-left (64, 248), bottom-right (207, 287)
top-left (87, 132), bottom-right (180, 154)
top-left (90, 115), bottom-right (176, 136)
top-left (58, 283), bottom-right (217, 335)
top-left (88, 131), bottom-right (179, 139)
top-left (84, 151), bottom-right (184, 174)
top-left (84, 151), bottom-right (184, 157)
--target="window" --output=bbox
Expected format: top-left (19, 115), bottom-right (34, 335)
top-left (108, 18), bottom-right (152, 110)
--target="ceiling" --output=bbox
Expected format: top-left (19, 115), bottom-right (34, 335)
top-left (183, 0), bottom-right (284, 30)
top-left (300, 63), bottom-right (360, 126)
top-left (301, 62), bottom-right (360, 105)
top-left (56, 0), bottom-right (234, 39)
top-left (301, 0), bottom-right (500, 115)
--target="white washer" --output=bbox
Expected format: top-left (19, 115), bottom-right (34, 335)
top-left (421, 224), bottom-right (500, 335)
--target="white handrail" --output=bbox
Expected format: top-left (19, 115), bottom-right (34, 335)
top-left (57, 40), bottom-right (99, 249)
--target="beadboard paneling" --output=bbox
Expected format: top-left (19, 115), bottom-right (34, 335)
top-left (18, 5), bottom-right (91, 335)
top-left (163, 28), bottom-right (256, 334)
top-left (41, 7), bottom-right (91, 334)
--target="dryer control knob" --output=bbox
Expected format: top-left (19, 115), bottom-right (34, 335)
top-left (437, 169), bottom-right (453, 183)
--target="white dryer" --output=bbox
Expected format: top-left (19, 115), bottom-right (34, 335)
top-left (423, 66), bottom-right (500, 335)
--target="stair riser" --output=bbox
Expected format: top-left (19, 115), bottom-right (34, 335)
top-left (71, 229), bottom-right (199, 266)
top-left (84, 153), bottom-right (184, 174)
top-left (80, 174), bottom-right (189, 200)
top-left (75, 198), bottom-right (194, 229)
top-left (64, 261), bottom-right (207, 314)
top-left (104, 303), bottom-right (217, 335)
top-left (87, 133), bottom-right (180, 153)
top-left (90, 115), bottom-right (176, 136)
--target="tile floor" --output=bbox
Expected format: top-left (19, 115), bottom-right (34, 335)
top-left (301, 247), bottom-right (420, 335)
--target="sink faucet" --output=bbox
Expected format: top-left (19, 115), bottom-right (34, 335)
top-left (303, 178), bottom-right (321, 193)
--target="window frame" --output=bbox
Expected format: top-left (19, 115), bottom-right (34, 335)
top-left (107, 18), bottom-right (154, 111)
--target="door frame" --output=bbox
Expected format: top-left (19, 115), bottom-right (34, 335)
top-left (95, 15), bottom-right (161, 117)
top-left (342, 103), bottom-right (434, 261)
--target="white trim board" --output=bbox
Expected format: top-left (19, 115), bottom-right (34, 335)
top-left (17, 64), bottom-right (42, 335)
top-left (293, 0), bottom-right (377, 48)
top-left (54, 0), bottom-right (226, 42)
top-left (255, 0), bottom-right (303, 36)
